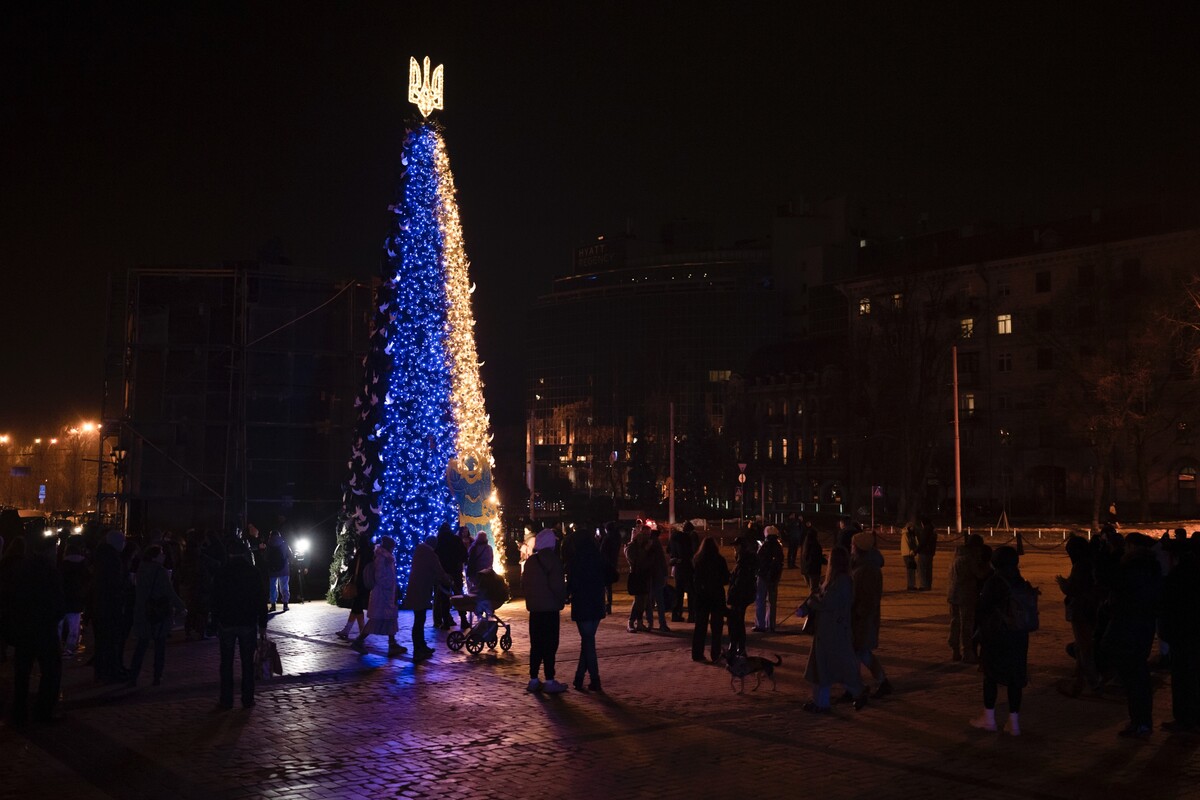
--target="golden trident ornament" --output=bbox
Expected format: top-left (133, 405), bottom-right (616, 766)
top-left (408, 56), bottom-right (444, 118)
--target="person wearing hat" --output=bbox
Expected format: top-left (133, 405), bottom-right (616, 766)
top-left (753, 526), bottom-right (785, 632)
top-left (212, 536), bottom-right (268, 709)
top-left (851, 530), bottom-right (892, 698)
top-left (522, 528), bottom-right (568, 693)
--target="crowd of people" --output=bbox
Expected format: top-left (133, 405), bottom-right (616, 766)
top-left (2, 513), bottom-right (1198, 746)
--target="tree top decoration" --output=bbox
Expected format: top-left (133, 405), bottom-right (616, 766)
top-left (408, 56), bottom-right (444, 118)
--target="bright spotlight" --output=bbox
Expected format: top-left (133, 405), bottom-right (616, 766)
top-left (294, 537), bottom-right (311, 557)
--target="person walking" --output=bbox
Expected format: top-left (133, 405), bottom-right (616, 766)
top-left (851, 532), bottom-right (892, 698)
top-left (565, 524), bottom-right (607, 691)
top-left (59, 541), bottom-right (90, 657)
top-left (399, 536), bottom-right (452, 659)
top-left (691, 536), bottom-right (729, 664)
top-left (969, 546), bottom-right (1032, 736)
top-left (802, 546), bottom-right (867, 713)
top-left (753, 526), bottom-right (785, 632)
top-left (352, 536), bottom-right (409, 657)
top-left (947, 533), bottom-right (991, 663)
top-left (212, 536), bottom-right (268, 709)
top-left (128, 545), bottom-right (187, 688)
top-left (337, 532), bottom-right (374, 640)
top-left (522, 528), bottom-right (568, 693)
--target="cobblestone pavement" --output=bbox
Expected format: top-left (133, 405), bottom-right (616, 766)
top-left (3, 541), bottom-right (1199, 800)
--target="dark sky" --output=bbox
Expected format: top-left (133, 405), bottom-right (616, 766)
top-left (3, 3), bottom-right (1198, 434)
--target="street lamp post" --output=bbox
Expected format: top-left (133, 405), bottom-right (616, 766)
top-left (110, 445), bottom-right (128, 536)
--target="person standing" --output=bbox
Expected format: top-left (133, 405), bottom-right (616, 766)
top-left (947, 534), bottom-right (991, 663)
top-left (128, 545), bottom-right (187, 688)
top-left (352, 536), bottom-right (409, 657)
top-left (522, 528), bottom-right (568, 693)
top-left (624, 526), bottom-right (651, 633)
top-left (433, 523), bottom-right (468, 630)
top-left (802, 546), bottom-right (867, 713)
top-left (1161, 536), bottom-right (1200, 733)
top-left (691, 536), bottom-right (729, 663)
top-left (466, 531), bottom-right (494, 595)
top-left (1055, 536), bottom-right (1104, 696)
top-left (645, 523), bottom-right (671, 632)
top-left (599, 522), bottom-right (622, 615)
top-left (969, 546), bottom-right (1032, 736)
top-left (91, 529), bottom-right (130, 683)
top-left (212, 537), bottom-right (268, 709)
top-left (59, 541), bottom-right (90, 657)
top-left (800, 520), bottom-right (824, 589)
top-left (726, 534), bottom-right (758, 656)
top-left (753, 526), bottom-right (785, 632)
top-left (669, 522), bottom-right (697, 623)
top-left (916, 517), bottom-right (937, 591)
top-left (1099, 532), bottom-right (1163, 739)
top-left (565, 524), bottom-right (607, 691)
top-left (851, 532), bottom-right (892, 697)
top-left (785, 513), bottom-right (803, 569)
top-left (399, 536), bottom-right (452, 659)
top-left (900, 525), bottom-right (919, 591)
top-left (1, 532), bottom-right (65, 726)
top-left (265, 530), bottom-right (292, 612)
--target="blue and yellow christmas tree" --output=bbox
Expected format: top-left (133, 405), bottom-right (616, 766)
top-left (339, 57), bottom-right (499, 596)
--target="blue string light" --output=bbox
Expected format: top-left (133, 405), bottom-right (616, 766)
top-left (376, 124), bottom-right (458, 596)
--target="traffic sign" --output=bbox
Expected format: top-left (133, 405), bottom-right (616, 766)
top-left (872, 485), bottom-right (884, 498)
top-left (737, 473), bottom-right (747, 484)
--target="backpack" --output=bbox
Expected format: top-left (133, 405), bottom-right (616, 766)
top-left (1000, 576), bottom-right (1040, 633)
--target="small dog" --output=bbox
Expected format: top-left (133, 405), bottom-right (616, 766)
top-left (719, 650), bottom-right (782, 694)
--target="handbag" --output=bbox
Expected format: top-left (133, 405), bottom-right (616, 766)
top-left (340, 582), bottom-right (358, 601)
top-left (256, 633), bottom-right (283, 679)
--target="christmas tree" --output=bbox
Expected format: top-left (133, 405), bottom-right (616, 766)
top-left (334, 57), bottom-right (499, 600)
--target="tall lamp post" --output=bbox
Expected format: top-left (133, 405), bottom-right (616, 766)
top-left (110, 445), bottom-right (128, 536)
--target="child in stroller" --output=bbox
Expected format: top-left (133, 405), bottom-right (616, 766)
top-left (447, 570), bottom-right (513, 655)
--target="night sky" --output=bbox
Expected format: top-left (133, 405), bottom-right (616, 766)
top-left (3, 3), bottom-right (1198, 435)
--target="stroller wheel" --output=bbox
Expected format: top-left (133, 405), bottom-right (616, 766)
top-left (447, 631), bottom-right (466, 652)
top-left (466, 639), bottom-right (484, 655)
top-left (499, 633), bottom-right (513, 652)
top-left (486, 637), bottom-right (497, 650)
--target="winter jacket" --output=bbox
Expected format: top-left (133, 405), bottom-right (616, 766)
top-left (803, 573), bottom-right (859, 686)
top-left (801, 527), bottom-right (824, 576)
top-left (212, 556), bottom-right (268, 629)
top-left (757, 536), bottom-right (784, 584)
top-left (265, 532), bottom-right (292, 579)
top-left (402, 542), bottom-right (451, 611)
top-left (522, 548), bottom-right (566, 613)
top-left (976, 567), bottom-right (1030, 687)
top-left (132, 559), bottom-right (187, 640)
top-left (1100, 547), bottom-right (1163, 665)
top-left (692, 547), bottom-right (730, 605)
top-left (852, 558), bottom-right (883, 652)
top-left (566, 536), bottom-right (606, 622)
top-left (367, 547), bottom-right (399, 621)
top-left (947, 544), bottom-right (990, 605)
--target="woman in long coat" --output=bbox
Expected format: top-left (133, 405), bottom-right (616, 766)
top-left (800, 522), bottom-right (824, 588)
top-left (351, 536), bottom-right (407, 656)
top-left (691, 537), bottom-right (730, 663)
top-left (129, 544), bottom-right (187, 687)
top-left (398, 536), bottom-right (453, 659)
top-left (802, 546), bottom-right (866, 712)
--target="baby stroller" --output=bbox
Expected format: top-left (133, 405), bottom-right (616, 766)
top-left (447, 570), bottom-right (513, 655)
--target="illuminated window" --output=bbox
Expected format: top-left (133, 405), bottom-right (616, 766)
top-left (858, 297), bottom-right (871, 315)
top-left (830, 437), bottom-right (840, 461)
top-left (707, 369), bottom-right (731, 382)
top-left (960, 393), bottom-right (976, 418)
top-left (891, 293), bottom-right (904, 309)
top-left (782, 437), bottom-right (788, 464)
top-left (997, 314), bottom-right (1012, 335)
top-left (960, 318), bottom-right (974, 338)
top-left (767, 439), bottom-right (774, 460)
top-left (997, 353), bottom-right (1013, 372)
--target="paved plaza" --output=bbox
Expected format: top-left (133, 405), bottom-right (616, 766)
top-left (3, 536), bottom-right (1199, 800)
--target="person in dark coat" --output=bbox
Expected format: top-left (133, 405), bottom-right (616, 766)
top-left (645, 524), bottom-right (670, 631)
top-left (969, 546), bottom-right (1030, 736)
top-left (401, 537), bottom-right (453, 659)
top-left (128, 544), bottom-right (187, 687)
top-left (785, 513), bottom-right (803, 569)
top-left (337, 532), bottom-right (374, 640)
top-left (1100, 532), bottom-right (1163, 739)
top-left (800, 521), bottom-right (824, 589)
top-left (947, 534), bottom-right (991, 663)
top-left (624, 526), bottom-right (652, 633)
top-left (212, 537), bottom-right (268, 709)
top-left (802, 546), bottom-right (867, 712)
top-left (264, 530), bottom-right (292, 612)
top-left (599, 522), bottom-right (622, 615)
top-left (1, 533), bottom-right (65, 726)
top-left (1055, 535), bottom-right (1104, 697)
top-left (433, 523), bottom-right (469, 630)
top-left (90, 529), bottom-right (130, 683)
top-left (669, 522), bottom-right (697, 623)
top-left (182, 529), bottom-right (222, 641)
top-left (522, 528), bottom-right (568, 693)
top-left (852, 532), bottom-right (891, 697)
top-left (915, 517), bottom-right (937, 591)
top-left (565, 524), bottom-right (607, 691)
top-left (1161, 538), bottom-right (1200, 733)
top-left (59, 541), bottom-right (91, 657)
top-left (691, 536), bottom-right (729, 663)
top-left (726, 535), bottom-right (758, 656)
top-left (753, 526), bottom-right (785, 632)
